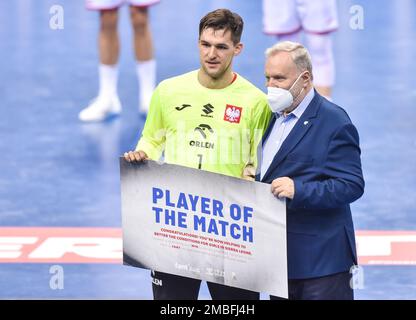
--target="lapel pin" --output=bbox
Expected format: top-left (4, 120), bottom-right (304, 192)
top-left (303, 121), bottom-right (309, 125)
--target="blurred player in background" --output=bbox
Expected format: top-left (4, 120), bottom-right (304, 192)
top-left (263, 0), bottom-right (338, 99)
top-left (79, 0), bottom-right (159, 122)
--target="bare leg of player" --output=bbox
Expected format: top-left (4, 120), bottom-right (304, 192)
top-left (79, 9), bottom-right (122, 122)
top-left (130, 6), bottom-right (156, 114)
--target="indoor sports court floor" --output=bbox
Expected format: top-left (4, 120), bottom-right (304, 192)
top-left (1, 0), bottom-right (415, 299)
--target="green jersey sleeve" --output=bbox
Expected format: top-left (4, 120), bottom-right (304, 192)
top-left (136, 85), bottom-right (166, 160)
top-left (249, 97), bottom-right (272, 169)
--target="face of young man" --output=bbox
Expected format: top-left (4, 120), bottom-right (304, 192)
top-left (198, 28), bottom-right (242, 80)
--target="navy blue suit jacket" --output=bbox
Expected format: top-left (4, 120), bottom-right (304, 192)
top-left (257, 91), bottom-right (364, 280)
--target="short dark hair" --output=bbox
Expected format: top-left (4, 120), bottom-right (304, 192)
top-left (199, 9), bottom-right (244, 45)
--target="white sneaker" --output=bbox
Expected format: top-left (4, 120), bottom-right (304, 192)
top-left (79, 95), bottom-right (121, 122)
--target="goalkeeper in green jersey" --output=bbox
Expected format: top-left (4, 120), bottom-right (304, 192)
top-left (124, 8), bottom-right (271, 300)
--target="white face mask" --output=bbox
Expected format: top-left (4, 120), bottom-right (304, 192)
top-left (267, 72), bottom-right (306, 113)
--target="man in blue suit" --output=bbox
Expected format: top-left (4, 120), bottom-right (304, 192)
top-left (259, 41), bottom-right (364, 300)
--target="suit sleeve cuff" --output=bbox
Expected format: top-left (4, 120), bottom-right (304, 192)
top-left (289, 178), bottom-right (305, 209)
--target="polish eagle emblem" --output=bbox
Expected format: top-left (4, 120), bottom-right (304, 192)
top-left (223, 105), bottom-right (242, 123)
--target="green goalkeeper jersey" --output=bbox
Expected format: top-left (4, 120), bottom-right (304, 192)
top-left (136, 70), bottom-right (271, 178)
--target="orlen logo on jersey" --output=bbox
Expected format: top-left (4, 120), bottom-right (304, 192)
top-left (224, 105), bottom-right (242, 123)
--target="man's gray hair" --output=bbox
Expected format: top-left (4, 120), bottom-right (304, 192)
top-left (265, 41), bottom-right (313, 78)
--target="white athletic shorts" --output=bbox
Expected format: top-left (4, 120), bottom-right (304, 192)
top-left (86, 0), bottom-right (160, 10)
top-left (263, 0), bottom-right (338, 35)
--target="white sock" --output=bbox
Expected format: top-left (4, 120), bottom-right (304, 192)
top-left (136, 59), bottom-right (156, 112)
top-left (98, 64), bottom-right (119, 99)
top-left (305, 33), bottom-right (335, 87)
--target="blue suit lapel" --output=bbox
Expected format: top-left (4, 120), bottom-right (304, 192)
top-left (261, 92), bottom-right (323, 182)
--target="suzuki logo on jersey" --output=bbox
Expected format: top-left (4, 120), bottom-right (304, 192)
top-left (201, 104), bottom-right (214, 117)
top-left (224, 105), bottom-right (242, 123)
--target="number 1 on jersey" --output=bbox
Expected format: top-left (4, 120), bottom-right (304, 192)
top-left (197, 154), bottom-right (203, 170)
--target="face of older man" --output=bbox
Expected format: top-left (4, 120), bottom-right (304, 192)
top-left (265, 51), bottom-right (311, 112)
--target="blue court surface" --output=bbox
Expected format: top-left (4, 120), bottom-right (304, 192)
top-left (1, 0), bottom-right (416, 299)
